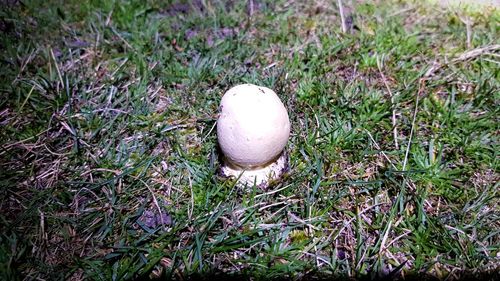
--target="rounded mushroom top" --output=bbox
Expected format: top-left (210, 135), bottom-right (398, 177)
top-left (217, 84), bottom-right (290, 168)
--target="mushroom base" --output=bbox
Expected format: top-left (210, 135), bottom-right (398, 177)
top-left (220, 152), bottom-right (288, 188)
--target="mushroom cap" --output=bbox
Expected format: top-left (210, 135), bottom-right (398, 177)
top-left (217, 84), bottom-right (290, 167)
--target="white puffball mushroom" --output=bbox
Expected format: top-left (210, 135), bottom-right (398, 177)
top-left (217, 83), bottom-right (290, 187)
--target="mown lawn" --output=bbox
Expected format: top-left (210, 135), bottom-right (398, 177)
top-left (0, 0), bottom-right (499, 280)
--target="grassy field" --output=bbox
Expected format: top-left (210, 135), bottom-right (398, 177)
top-left (1, 0), bottom-right (499, 280)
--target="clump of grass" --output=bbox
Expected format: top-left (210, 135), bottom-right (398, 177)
top-left (0, 0), bottom-right (499, 280)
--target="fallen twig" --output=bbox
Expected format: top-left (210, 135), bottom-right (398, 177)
top-left (403, 79), bottom-right (425, 171)
top-left (377, 55), bottom-right (399, 149)
top-left (338, 0), bottom-right (347, 33)
top-left (452, 44), bottom-right (500, 62)
top-left (425, 44), bottom-right (500, 77)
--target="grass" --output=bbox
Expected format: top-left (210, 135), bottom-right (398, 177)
top-left (0, 0), bottom-right (499, 280)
